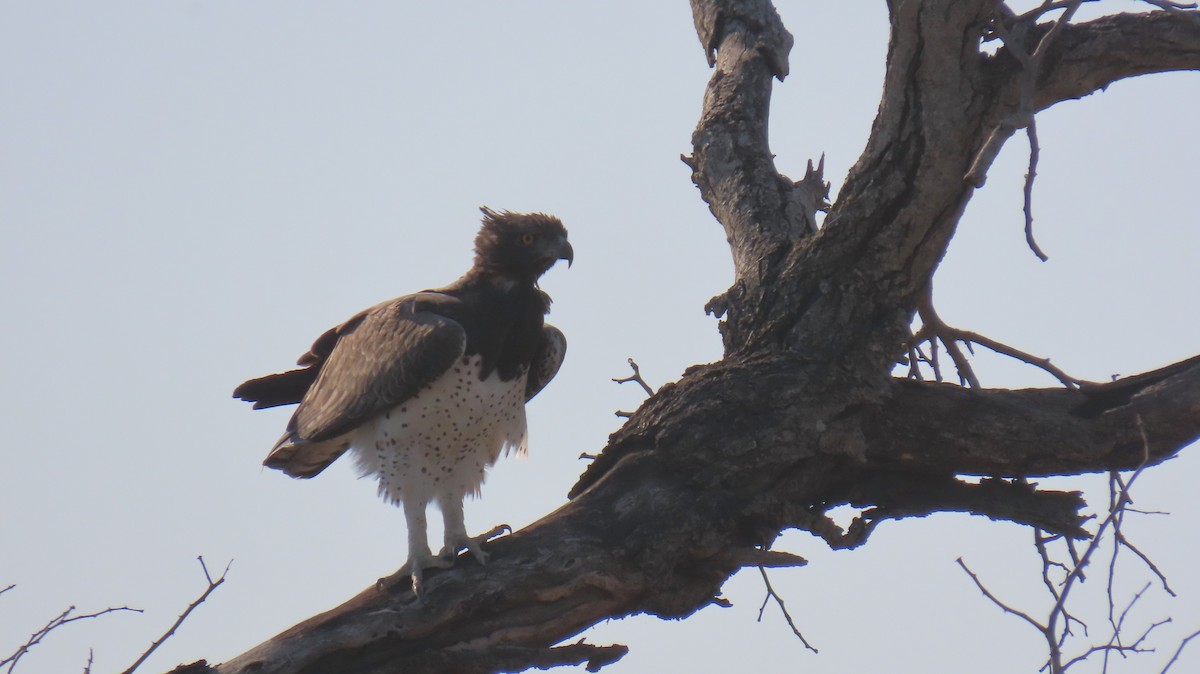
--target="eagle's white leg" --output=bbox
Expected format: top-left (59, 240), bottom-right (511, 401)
top-left (402, 496), bottom-right (450, 593)
top-left (437, 492), bottom-right (489, 565)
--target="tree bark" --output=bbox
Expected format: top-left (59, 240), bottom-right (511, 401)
top-left (177, 2), bottom-right (1200, 673)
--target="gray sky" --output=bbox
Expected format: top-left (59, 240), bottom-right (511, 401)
top-left (2, 2), bottom-right (1197, 673)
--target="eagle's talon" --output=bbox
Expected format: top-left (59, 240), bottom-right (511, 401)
top-left (376, 561), bottom-right (414, 593)
top-left (440, 526), bottom-right (501, 566)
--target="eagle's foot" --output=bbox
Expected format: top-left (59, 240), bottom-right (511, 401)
top-left (376, 550), bottom-right (453, 596)
top-left (439, 523), bottom-right (512, 566)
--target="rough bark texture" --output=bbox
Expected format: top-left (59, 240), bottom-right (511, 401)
top-left (177, 3), bottom-right (1200, 673)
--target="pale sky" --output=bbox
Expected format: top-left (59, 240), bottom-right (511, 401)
top-left (2, 2), bottom-right (1197, 673)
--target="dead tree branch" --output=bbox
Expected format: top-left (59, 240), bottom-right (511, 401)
top-left (755, 565), bottom-right (818, 654)
top-left (967, 0), bottom-right (1083, 189)
top-left (611, 358), bottom-right (655, 397)
top-left (958, 418), bottom-right (1190, 673)
top-left (164, 2), bottom-right (1200, 671)
top-left (1023, 120), bottom-right (1048, 261)
top-left (911, 285), bottom-right (1084, 390)
top-left (613, 358), bottom-right (656, 418)
top-left (1161, 629), bottom-right (1200, 673)
top-left (958, 557), bottom-right (1048, 633)
top-left (1, 603), bottom-right (142, 674)
top-left (120, 557), bottom-right (232, 674)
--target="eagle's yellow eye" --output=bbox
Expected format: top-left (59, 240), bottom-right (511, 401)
top-left (520, 233), bottom-right (536, 245)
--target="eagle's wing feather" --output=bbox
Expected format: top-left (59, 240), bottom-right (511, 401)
top-left (256, 294), bottom-right (467, 479)
top-left (232, 306), bottom-right (375, 409)
top-left (233, 367), bottom-right (318, 410)
top-left (290, 294), bottom-right (467, 443)
top-left (525, 324), bottom-right (566, 401)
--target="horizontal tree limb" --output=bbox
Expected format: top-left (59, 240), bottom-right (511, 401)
top-left (193, 350), bottom-right (1198, 674)
top-left (1034, 10), bottom-right (1200, 111)
top-left (862, 355), bottom-right (1200, 477)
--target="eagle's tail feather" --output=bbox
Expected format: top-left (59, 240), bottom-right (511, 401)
top-left (264, 432), bottom-right (352, 479)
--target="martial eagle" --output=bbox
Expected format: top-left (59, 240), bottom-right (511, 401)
top-left (234, 208), bottom-right (572, 591)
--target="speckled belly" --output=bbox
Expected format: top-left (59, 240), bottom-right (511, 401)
top-left (351, 354), bottom-right (528, 506)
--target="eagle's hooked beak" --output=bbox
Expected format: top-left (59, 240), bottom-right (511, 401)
top-left (559, 239), bottom-right (574, 268)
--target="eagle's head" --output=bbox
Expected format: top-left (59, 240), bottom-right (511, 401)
top-left (474, 207), bottom-right (574, 280)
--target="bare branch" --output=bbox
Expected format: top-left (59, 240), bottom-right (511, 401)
top-left (1031, 11), bottom-right (1200, 112)
top-left (912, 285), bottom-right (982, 388)
top-left (173, 3), bottom-right (1200, 671)
top-left (1023, 120), bottom-right (1049, 261)
top-left (962, 416), bottom-right (1184, 674)
top-left (1, 604), bottom-right (142, 674)
top-left (910, 282), bottom-right (1083, 389)
top-left (957, 557), bottom-right (1048, 633)
top-left (755, 566), bottom-right (818, 653)
top-left (119, 557), bottom-right (232, 674)
top-left (612, 358), bottom-right (655, 397)
top-left (967, 1), bottom-right (1083, 188)
top-left (1161, 629), bottom-right (1200, 673)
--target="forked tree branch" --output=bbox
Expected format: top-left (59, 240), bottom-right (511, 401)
top-left (162, 2), bottom-right (1199, 672)
top-left (174, 353), bottom-right (1200, 674)
top-left (122, 558), bottom-right (232, 674)
top-left (1, 603), bottom-right (142, 673)
top-left (958, 426), bottom-right (1193, 673)
top-left (1031, 10), bottom-right (1200, 111)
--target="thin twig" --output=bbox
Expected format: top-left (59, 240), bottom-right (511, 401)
top-left (1161, 629), bottom-right (1200, 673)
top-left (957, 557), bottom-right (1047, 633)
top-left (1023, 120), bottom-right (1049, 261)
top-left (910, 285), bottom-right (1084, 389)
top-left (1044, 466), bottom-right (1147, 664)
top-left (1035, 530), bottom-right (1070, 602)
top-left (0, 584), bottom-right (13, 598)
top-left (119, 556), bottom-right (233, 674)
top-left (1100, 584), bottom-right (1162, 671)
top-left (905, 345), bottom-right (924, 381)
top-left (1, 605), bottom-right (142, 674)
top-left (964, 327), bottom-right (1081, 388)
top-left (612, 358), bottom-right (655, 397)
top-left (1115, 530), bottom-right (1176, 596)
top-left (82, 648), bottom-right (94, 674)
top-left (755, 566), bottom-right (818, 653)
top-left (910, 283), bottom-right (1085, 389)
top-left (1065, 616), bottom-right (1167, 671)
top-left (912, 285), bottom-right (980, 388)
top-left (963, 422), bottom-right (1166, 674)
top-left (1050, 418), bottom-right (1160, 672)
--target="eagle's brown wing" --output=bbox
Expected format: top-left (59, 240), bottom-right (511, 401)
top-left (235, 293), bottom-right (467, 477)
top-left (232, 304), bottom-right (375, 410)
top-left (525, 324), bottom-right (566, 401)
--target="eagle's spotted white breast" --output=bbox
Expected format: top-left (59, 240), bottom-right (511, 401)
top-left (352, 354), bottom-right (528, 507)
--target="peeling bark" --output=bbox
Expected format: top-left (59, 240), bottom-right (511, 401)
top-left (174, 2), bottom-right (1200, 672)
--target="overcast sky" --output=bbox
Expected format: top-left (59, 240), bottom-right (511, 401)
top-left (2, 2), bottom-right (1197, 673)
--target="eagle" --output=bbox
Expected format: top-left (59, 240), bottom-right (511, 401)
top-left (233, 208), bottom-right (572, 592)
